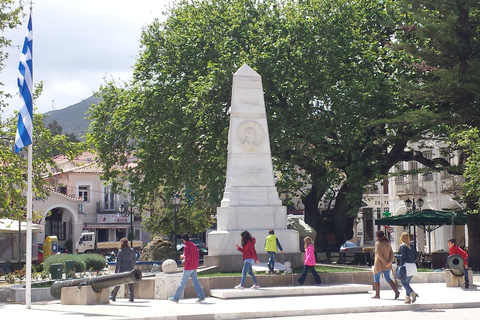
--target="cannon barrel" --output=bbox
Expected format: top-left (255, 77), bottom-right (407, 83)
top-left (50, 269), bottom-right (142, 299)
top-left (447, 254), bottom-right (465, 277)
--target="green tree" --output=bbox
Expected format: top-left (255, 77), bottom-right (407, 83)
top-left (88, 0), bottom-right (464, 254)
top-left (396, 0), bottom-right (480, 269)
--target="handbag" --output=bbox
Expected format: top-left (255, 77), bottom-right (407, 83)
top-left (394, 265), bottom-right (406, 280)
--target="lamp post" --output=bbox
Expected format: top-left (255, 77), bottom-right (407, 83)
top-left (120, 202), bottom-right (135, 248)
top-left (404, 197), bottom-right (424, 252)
top-left (405, 197), bottom-right (424, 212)
top-left (171, 194), bottom-right (181, 262)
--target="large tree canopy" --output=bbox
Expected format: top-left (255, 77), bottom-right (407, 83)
top-left (89, 0), bottom-right (477, 263)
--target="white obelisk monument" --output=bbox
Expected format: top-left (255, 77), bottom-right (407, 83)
top-left (205, 64), bottom-right (300, 271)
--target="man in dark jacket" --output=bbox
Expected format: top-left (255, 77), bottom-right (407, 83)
top-left (169, 233), bottom-right (205, 303)
top-left (110, 237), bottom-right (136, 302)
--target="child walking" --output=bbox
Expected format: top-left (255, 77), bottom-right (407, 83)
top-left (234, 230), bottom-right (260, 289)
top-left (296, 237), bottom-right (321, 285)
top-left (264, 229), bottom-right (283, 274)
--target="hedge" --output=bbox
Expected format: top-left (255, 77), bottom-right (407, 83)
top-left (43, 253), bottom-right (106, 273)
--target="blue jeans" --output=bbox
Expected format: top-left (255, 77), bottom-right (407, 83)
top-left (173, 269), bottom-right (205, 300)
top-left (297, 265), bottom-right (321, 285)
top-left (267, 251), bottom-right (276, 272)
top-left (373, 270), bottom-right (393, 283)
top-left (401, 275), bottom-right (414, 295)
top-left (240, 258), bottom-right (258, 285)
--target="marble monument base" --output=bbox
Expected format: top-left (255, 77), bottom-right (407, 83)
top-left (205, 229), bottom-right (301, 272)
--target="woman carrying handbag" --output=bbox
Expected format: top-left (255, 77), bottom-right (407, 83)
top-left (397, 232), bottom-right (419, 303)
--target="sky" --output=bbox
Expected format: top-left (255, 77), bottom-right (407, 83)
top-left (1, 0), bottom-right (172, 119)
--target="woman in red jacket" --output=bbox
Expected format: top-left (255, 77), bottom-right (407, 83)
top-left (234, 230), bottom-right (260, 289)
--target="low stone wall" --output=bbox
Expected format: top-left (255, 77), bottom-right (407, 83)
top-left (183, 270), bottom-right (374, 298)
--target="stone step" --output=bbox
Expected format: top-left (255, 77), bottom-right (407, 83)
top-left (210, 283), bottom-right (371, 299)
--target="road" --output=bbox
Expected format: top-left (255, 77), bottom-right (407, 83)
top-left (246, 308), bottom-right (479, 320)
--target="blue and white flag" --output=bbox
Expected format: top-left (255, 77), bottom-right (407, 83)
top-left (14, 13), bottom-right (33, 153)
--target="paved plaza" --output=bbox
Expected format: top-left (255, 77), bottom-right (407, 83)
top-left (1, 278), bottom-right (479, 320)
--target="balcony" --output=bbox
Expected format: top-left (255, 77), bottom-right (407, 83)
top-left (96, 201), bottom-right (121, 213)
top-left (396, 181), bottom-right (422, 195)
top-left (441, 175), bottom-right (464, 193)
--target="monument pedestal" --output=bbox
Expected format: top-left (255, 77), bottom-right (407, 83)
top-left (445, 269), bottom-right (473, 288)
top-left (154, 273), bottom-right (184, 299)
top-left (60, 285), bottom-right (109, 305)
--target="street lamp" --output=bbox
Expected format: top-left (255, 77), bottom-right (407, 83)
top-left (405, 197), bottom-right (424, 212)
top-left (120, 202), bottom-right (135, 248)
top-left (171, 193), bottom-right (181, 262)
top-left (404, 197), bottom-right (424, 252)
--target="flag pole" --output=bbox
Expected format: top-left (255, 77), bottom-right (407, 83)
top-left (26, 144), bottom-right (32, 309)
top-left (14, 2), bottom-right (34, 308)
top-left (26, 0), bottom-right (33, 308)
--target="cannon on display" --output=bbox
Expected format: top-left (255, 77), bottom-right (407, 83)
top-left (50, 269), bottom-right (142, 299)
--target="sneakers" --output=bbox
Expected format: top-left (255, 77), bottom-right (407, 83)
top-left (234, 284), bottom-right (244, 289)
top-left (465, 282), bottom-right (470, 289)
top-left (196, 297), bottom-right (206, 303)
top-left (250, 284), bottom-right (260, 289)
top-left (168, 297), bottom-right (179, 303)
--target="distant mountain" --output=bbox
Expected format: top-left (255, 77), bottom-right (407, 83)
top-left (43, 96), bottom-right (101, 140)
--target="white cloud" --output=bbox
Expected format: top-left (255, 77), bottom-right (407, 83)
top-left (1, 0), bottom-right (171, 118)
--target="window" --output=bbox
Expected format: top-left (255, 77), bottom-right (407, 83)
top-left (50, 221), bottom-right (66, 240)
top-left (104, 186), bottom-right (115, 210)
top-left (78, 186), bottom-right (89, 202)
top-left (410, 161), bottom-right (418, 181)
top-left (422, 151), bottom-right (433, 181)
top-left (395, 163), bottom-right (405, 183)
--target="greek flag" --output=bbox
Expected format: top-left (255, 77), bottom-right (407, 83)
top-left (15, 13), bottom-right (33, 153)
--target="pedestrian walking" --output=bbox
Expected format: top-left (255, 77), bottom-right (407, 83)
top-left (234, 230), bottom-right (260, 289)
top-left (447, 238), bottom-right (470, 288)
top-left (396, 232), bottom-right (419, 303)
top-left (296, 236), bottom-right (321, 285)
top-left (264, 229), bottom-right (283, 274)
top-left (169, 233), bottom-right (206, 303)
top-left (110, 237), bottom-right (136, 302)
top-left (372, 230), bottom-right (399, 299)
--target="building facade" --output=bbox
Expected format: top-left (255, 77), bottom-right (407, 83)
top-left (33, 152), bottom-right (150, 251)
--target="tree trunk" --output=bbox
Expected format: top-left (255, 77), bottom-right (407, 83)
top-left (467, 213), bottom-right (480, 271)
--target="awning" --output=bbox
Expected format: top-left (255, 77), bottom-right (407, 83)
top-left (85, 224), bottom-right (129, 229)
top-left (0, 218), bottom-right (44, 233)
top-left (375, 210), bottom-right (467, 253)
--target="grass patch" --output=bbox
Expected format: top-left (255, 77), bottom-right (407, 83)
top-left (198, 265), bottom-right (367, 277)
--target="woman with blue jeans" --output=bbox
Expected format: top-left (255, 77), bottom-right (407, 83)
top-left (234, 231), bottom-right (260, 289)
top-left (397, 232), bottom-right (419, 303)
top-left (372, 230), bottom-right (399, 299)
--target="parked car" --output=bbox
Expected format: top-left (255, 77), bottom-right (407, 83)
top-left (339, 241), bottom-right (362, 253)
top-left (34, 243), bottom-right (43, 264)
top-left (177, 238), bottom-right (208, 258)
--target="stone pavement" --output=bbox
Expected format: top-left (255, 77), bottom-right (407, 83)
top-left (1, 279), bottom-right (480, 320)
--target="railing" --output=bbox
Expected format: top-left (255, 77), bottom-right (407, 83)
top-left (441, 176), bottom-right (464, 192)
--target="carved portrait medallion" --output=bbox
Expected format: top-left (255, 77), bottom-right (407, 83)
top-left (236, 121), bottom-right (265, 152)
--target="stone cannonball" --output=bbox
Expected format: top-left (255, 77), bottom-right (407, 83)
top-left (162, 259), bottom-right (177, 273)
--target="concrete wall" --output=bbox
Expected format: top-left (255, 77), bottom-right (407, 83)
top-left (183, 271), bottom-right (374, 298)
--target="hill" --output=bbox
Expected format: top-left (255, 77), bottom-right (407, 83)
top-left (43, 96), bottom-right (101, 140)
